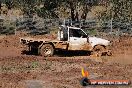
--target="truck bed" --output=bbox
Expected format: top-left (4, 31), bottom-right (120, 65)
top-left (21, 37), bottom-right (66, 43)
top-left (20, 37), bottom-right (68, 48)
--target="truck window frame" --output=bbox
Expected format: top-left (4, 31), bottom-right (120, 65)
top-left (69, 28), bottom-right (87, 38)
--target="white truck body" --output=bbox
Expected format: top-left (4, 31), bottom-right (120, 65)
top-left (20, 25), bottom-right (111, 56)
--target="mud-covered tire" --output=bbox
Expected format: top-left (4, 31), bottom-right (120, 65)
top-left (92, 45), bottom-right (105, 57)
top-left (40, 44), bottom-right (54, 57)
top-left (107, 50), bottom-right (112, 56)
top-left (30, 44), bottom-right (38, 54)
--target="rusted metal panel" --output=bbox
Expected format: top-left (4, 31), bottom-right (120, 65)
top-left (53, 42), bottom-right (68, 49)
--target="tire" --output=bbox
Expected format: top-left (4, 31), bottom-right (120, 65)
top-left (92, 45), bottom-right (105, 57)
top-left (40, 44), bottom-right (54, 57)
top-left (107, 50), bottom-right (112, 56)
top-left (30, 44), bottom-right (38, 54)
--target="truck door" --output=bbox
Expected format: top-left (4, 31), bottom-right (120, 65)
top-left (69, 28), bottom-right (88, 50)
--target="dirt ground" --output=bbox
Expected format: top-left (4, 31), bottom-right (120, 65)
top-left (0, 34), bottom-right (132, 88)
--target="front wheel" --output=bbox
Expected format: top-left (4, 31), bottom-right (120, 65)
top-left (40, 44), bottom-right (54, 57)
top-left (91, 45), bottom-right (105, 57)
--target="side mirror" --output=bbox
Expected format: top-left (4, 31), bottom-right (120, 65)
top-left (87, 36), bottom-right (89, 43)
top-left (86, 32), bottom-right (89, 36)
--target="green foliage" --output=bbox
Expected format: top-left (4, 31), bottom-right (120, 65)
top-left (1, 0), bottom-right (99, 19)
top-left (31, 61), bottom-right (39, 68)
top-left (85, 28), bottom-right (97, 36)
top-left (102, 0), bottom-right (132, 21)
top-left (0, 20), bottom-right (15, 35)
top-left (1, 0), bottom-right (131, 22)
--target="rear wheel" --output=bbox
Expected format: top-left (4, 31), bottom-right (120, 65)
top-left (40, 44), bottom-right (54, 57)
top-left (29, 44), bottom-right (39, 54)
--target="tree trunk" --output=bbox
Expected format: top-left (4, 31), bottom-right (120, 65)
top-left (81, 5), bottom-right (89, 20)
top-left (70, 2), bottom-right (75, 21)
top-left (0, 1), bottom-right (1, 10)
top-left (75, 11), bottom-right (79, 22)
top-left (81, 4), bottom-right (92, 21)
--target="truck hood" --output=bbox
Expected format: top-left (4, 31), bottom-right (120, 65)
top-left (89, 36), bottom-right (110, 47)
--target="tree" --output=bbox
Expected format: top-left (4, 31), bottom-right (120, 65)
top-left (0, 1), bottom-right (1, 10)
top-left (1, 0), bottom-right (100, 20)
top-left (102, 0), bottom-right (132, 22)
top-left (12, 0), bottom-right (37, 16)
top-left (58, 0), bottom-right (99, 21)
top-left (36, 0), bottom-right (60, 18)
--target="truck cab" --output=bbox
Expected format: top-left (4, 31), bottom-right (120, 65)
top-left (58, 25), bottom-right (91, 50)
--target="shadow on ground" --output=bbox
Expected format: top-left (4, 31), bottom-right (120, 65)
top-left (21, 50), bottom-right (91, 57)
top-left (55, 50), bottom-right (91, 57)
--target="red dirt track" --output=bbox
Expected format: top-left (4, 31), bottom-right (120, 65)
top-left (0, 35), bottom-right (132, 88)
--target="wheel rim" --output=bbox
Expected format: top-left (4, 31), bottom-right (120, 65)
top-left (93, 45), bottom-right (105, 56)
top-left (95, 48), bottom-right (102, 54)
top-left (43, 46), bottom-right (52, 56)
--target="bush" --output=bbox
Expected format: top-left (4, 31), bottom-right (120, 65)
top-left (0, 20), bottom-right (15, 35)
top-left (85, 28), bottom-right (97, 36)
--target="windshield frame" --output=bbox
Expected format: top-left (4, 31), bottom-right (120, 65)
top-left (69, 28), bottom-right (88, 38)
